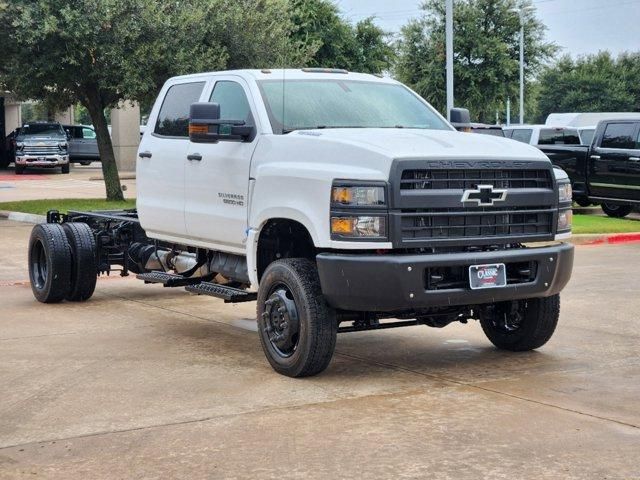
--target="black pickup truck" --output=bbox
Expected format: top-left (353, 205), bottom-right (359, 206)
top-left (539, 118), bottom-right (640, 217)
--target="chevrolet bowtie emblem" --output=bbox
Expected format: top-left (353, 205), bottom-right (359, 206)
top-left (461, 185), bottom-right (507, 206)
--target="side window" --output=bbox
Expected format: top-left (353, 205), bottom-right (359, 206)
top-left (601, 123), bottom-right (636, 149)
top-left (503, 129), bottom-right (514, 138)
top-left (511, 129), bottom-right (533, 144)
top-left (209, 81), bottom-right (253, 124)
top-left (538, 129), bottom-right (580, 145)
top-left (154, 81), bottom-right (205, 137)
top-left (82, 127), bottom-right (96, 139)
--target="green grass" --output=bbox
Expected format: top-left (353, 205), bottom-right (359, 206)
top-left (0, 198), bottom-right (136, 216)
top-left (572, 213), bottom-right (640, 234)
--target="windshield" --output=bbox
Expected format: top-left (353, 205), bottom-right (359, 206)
top-left (18, 124), bottom-right (66, 139)
top-left (257, 79), bottom-right (451, 134)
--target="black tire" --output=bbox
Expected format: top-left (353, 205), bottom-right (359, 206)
top-left (62, 222), bottom-right (98, 301)
top-left (257, 258), bottom-right (337, 378)
top-left (28, 223), bottom-right (72, 303)
top-left (480, 295), bottom-right (560, 351)
top-left (601, 203), bottom-right (633, 218)
top-left (574, 198), bottom-right (591, 208)
top-left (61, 164), bottom-right (70, 174)
top-left (15, 164), bottom-right (25, 175)
top-left (80, 161), bottom-right (91, 166)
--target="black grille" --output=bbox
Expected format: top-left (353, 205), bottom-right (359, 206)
top-left (400, 169), bottom-right (553, 190)
top-left (400, 207), bottom-right (554, 241)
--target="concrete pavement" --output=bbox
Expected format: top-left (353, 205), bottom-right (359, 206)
top-left (0, 218), bottom-right (639, 479)
top-left (0, 165), bottom-right (136, 202)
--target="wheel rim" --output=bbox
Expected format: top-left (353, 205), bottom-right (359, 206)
top-left (262, 284), bottom-right (300, 358)
top-left (31, 240), bottom-right (48, 289)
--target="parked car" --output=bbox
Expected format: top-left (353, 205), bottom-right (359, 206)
top-left (504, 125), bottom-right (581, 146)
top-left (62, 125), bottom-right (100, 165)
top-left (14, 122), bottom-right (70, 174)
top-left (27, 69), bottom-right (574, 378)
top-left (539, 118), bottom-right (640, 216)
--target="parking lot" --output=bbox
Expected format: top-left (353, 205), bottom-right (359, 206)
top-left (1, 217), bottom-right (639, 479)
top-left (0, 165), bottom-right (136, 203)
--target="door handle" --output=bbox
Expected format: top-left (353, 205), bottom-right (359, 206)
top-left (187, 153), bottom-right (202, 162)
top-left (630, 157), bottom-right (640, 162)
top-left (590, 155), bottom-right (601, 160)
top-left (138, 151), bottom-right (152, 159)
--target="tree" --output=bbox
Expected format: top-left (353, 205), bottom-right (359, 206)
top-left (0, 0), bottom-right (308, 200)
top-left (290, 0), bottom-right (395, 73)
top-left (395, 0), bottom-right (557, 123)
top-left (536, 52), bottom-right (640, 122)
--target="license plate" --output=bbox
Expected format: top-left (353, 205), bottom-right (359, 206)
top-left (469, 263), bottom-right (507, 290)
top-left (38, 157), bottom-right (45, 161)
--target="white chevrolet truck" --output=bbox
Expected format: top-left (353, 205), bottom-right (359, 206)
top-left (28, 69), bottom-right (574, 377)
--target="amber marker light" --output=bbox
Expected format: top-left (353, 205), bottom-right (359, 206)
top-left (331, 217), bottom-right (354, 235)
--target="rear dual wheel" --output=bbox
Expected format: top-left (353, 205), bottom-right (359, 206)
top-left (28, 222), bottom-right (97, 303)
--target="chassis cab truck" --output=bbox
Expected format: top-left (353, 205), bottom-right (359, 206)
top-left (27, 69), bottom-right (574, 377)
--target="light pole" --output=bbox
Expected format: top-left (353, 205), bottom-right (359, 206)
top-left (511, 5), bottom-right (534, 125)
top-left (446, 0), bottom-right (454, 120)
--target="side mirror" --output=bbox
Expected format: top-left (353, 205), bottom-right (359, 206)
top-left (449, 108), bottom-right (471, 131)
top-left (189, 102), bottom-right (254, 143)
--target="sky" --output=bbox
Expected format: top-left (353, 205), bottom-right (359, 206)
top-left (335, 0), bottom-right (640, 57)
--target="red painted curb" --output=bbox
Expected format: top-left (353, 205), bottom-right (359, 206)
top-left (578, 232), bottom-right (640, 246)
top-left (606, 233), bottom-right (640, 244)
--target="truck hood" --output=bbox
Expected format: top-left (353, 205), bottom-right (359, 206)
top-left (291, 128), bottom-right (548, 161)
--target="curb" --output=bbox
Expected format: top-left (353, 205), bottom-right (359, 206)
top-left (570, 232), bottom-right (640, 246)
top-left (0, 210), bottom-right (46, 224)
top-left (88, 173), bottom-right (136, 181)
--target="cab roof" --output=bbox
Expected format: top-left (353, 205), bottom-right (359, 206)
top-left (167, 68), bottom-right (395, 84)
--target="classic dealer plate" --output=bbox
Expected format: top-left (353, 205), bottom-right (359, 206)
top-left (469, 263), bottom-right (507, 290)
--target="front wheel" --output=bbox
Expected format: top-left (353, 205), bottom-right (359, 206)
top-left (257, 258), bottom-right (337, 378)
top-left (15, 164), bottom-right (25, 175)
top-left (601, 203), bottom-right (633, 218)
top-left (61, 164), bottom-right (70, 174)
top-left (480, 295), bottom-right (560, 351)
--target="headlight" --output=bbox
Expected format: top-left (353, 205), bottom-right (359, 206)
top-left (331, 216), bottom-right (387, 239)
top-left (16, 142), bottom-right (24, 150)
top-left (557, 209), bottom-right (572, 231)
top-left (331, 185), bottom-right (386, 207)
top-left (558, 182), bottom-right (572, 203)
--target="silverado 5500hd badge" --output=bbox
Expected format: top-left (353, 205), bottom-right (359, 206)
top-left (218, 192), bottom-right (245, 206)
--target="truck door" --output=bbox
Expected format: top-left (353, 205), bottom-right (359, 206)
top-left (590, 121), bottom-right (640, 201)
top-left (184, 77), bottom-right (259, 252)
top-left (137, 80), bottom-right (206, 240)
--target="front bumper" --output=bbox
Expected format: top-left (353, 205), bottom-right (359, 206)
top-left (316, 243), bottom-right (574, 312)
top-left (15, 154), bottom-right (69, 167)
